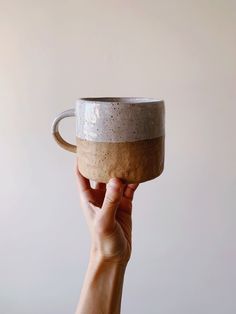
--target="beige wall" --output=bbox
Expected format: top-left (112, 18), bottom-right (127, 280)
top-left (0, 1), bottom-right (236, 313)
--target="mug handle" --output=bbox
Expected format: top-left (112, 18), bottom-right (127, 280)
top-left (51, 108), bottom-right (77, 153)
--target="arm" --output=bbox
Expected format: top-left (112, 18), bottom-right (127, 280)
top-left (75, 169), bottom-right (139, 314)
top-left (77, 253), bottom-right (126, 314)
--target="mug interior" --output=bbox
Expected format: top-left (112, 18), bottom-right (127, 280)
top-left (79, 97), bottom-right (163, 104)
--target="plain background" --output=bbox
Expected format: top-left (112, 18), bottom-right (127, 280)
top-left (0, 1), bottom-right (236, 313)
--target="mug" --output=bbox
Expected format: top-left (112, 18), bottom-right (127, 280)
top-left (52, 97), bottom-right (165, 183)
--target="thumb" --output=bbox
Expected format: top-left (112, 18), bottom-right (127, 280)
top-left (102, 178), bottom-right (124, 221)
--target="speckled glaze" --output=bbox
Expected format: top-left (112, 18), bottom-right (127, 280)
top-left (76, 97), bottom-right (165, 142)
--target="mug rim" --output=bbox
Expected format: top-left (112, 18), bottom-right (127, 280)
top-left (78, 97), bottom-right (164, 104)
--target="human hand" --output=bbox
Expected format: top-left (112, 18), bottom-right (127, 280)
top-left (75, 167), bottom-right (139, 264)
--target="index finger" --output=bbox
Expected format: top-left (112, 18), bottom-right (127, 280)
top-left (123, 183), bottom-right (139, 201)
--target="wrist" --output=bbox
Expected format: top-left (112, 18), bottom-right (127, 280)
top-left (89, 223), bottom-right (132, 264)
top-left (89, 246), bottom-right (129, 267)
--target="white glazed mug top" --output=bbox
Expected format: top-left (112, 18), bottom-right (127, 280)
top-left (52, 97), bottom-right (165, 153)
top-left (76, 97), bottom-right (165, 143)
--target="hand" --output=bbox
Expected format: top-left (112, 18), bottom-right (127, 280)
top-left (75, 167), bottom-right (139, 264)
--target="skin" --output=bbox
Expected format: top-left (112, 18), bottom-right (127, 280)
top-left (75, 167), bottom-right (139, 314)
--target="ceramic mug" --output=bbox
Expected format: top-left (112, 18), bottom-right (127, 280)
top-left (52, 97), bottom-right (165, 183)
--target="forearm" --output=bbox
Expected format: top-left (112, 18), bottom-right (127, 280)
top-left (76, 251), bottom-right (127, 314)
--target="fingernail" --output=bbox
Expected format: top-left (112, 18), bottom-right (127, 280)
top-left (108, 178), bottom-right (123, 191)
top-left (109, 178), bottom-right (118, 186)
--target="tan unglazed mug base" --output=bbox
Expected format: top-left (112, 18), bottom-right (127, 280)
top-left (76, 136), bottom-right (165, 183)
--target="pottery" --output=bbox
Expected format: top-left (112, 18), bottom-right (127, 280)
top-left (52, 97), bottom-right (165, 183)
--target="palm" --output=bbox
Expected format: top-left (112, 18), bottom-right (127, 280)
top-left (86, 188), bottom-right (132, 235)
